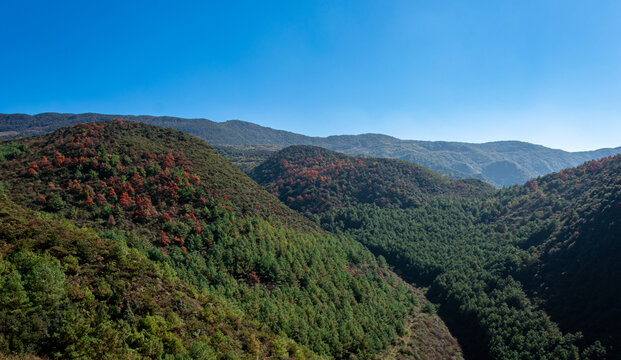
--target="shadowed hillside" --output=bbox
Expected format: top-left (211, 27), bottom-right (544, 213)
top-left (253, 144), bottom-right (620, 359)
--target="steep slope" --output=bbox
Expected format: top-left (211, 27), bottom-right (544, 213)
top-left (0, 194), bottom-right (309, 359)
top-left (0, 119), bottom-right (305, 230)
top-left (487, 156), bottom-right (621, 356)
top-left (251, 145), bottom-right (494, 214)
top-left (0, 121), bottom-right (463, 359)
top-left (254, 146), bottom-right (619, 359)
top-left (2, 112), bottom-right (620, 187)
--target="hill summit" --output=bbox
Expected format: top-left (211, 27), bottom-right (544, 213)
top-left (252, 145), bottom-right (494, 214)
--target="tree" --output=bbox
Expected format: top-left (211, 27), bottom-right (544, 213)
top-left (84, 194), bottom-right (95, 207)
top-left (119, 192), bottom-right (134, 210)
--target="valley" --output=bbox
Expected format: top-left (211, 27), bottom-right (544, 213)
top-left (0, 120), bottom-right (618, 359)
top-left (253, 145), bottom-right (620, 359)
top-left (0, 121), bottom-right (461, 359)
top-left (4, 2), bottom-right (619, 359)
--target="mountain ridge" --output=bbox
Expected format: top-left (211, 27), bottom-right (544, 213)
top-left (2, 112), bottom-right (620, 187)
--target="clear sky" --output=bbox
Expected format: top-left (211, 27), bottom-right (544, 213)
top-left (1, 1), bottom-right (620, 151)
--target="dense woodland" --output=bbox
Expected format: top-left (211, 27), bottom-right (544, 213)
top-left (0, 194), bottom-right (309, 359)
top-left (255, 146), bottom-right (621, 360)
top-left (1, 120), bottom-right (619, 359)
top-left (0, 121), bottom-right (464, 360)
top-left (252, 146), bottom-right (493, 214)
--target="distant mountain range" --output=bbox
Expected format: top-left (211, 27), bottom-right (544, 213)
top-left (2, 112), bottom-right (620, 187)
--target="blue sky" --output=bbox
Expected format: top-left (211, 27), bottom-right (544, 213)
top-left (1, 1), bottom-right (620, 151)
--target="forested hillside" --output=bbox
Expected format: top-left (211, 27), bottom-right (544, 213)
top-left (254, 145), bottom-right (620, 359)
top-left (0, 195), bottom-right (308, 359)
top-left (0, 121), bottom-right (463, 359)
top-left (2, 112), bottom-right (620, 187)
top-left (251, 145), bottom-right (494, 214)
top-left (493, 156), bottom-right (621, 355)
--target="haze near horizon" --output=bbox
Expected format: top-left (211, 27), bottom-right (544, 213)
top-left (1, 0), bottom-right (620, 151)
